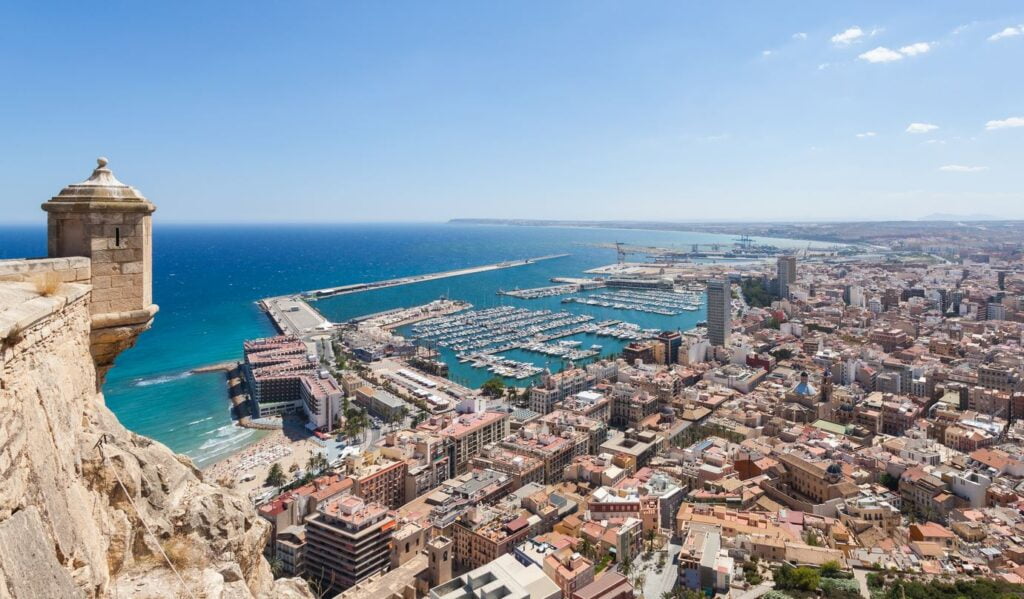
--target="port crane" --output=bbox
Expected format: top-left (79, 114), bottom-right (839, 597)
top-left (606, 239), bottom-right (780, 263)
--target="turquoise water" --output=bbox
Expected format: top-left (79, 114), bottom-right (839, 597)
top-left (1, 223), bottom-right (811, 465)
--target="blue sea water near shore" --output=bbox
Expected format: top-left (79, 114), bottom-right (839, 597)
top-left (1, 223), bottom-right (813, 466)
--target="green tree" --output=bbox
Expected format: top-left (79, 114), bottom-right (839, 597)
top-left (268, 557), bottom-right (284, 578)
top-left (879, 472), bottom-right (900, 491)
top-left (820, 560), bottom-right (842, 578)
top-left (306, 453), bottom-right (329, 474)
top-left (774, 564), bottom-right (819, 592)
top-left (481, 377), bottom-right (506, 397)
top-left (343, 407), bottom-right (368, 439)
top-left (265, 463), bottom-right (286, 488)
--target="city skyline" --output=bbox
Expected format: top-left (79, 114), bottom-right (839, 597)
top-left (2, 2), bottom-right (1022, 224)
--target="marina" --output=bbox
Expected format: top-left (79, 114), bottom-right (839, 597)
top-left (408, 306), bottom-right (661, 378)
top-left (497, 283), bottom-right (580, 299)
top-left (562, 287), bottom-right (703, 315)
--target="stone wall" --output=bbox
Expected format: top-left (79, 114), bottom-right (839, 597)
top-left (0, 264), bottom-right (311, 598)
top-left (0, 255), bottom-right (92, 285)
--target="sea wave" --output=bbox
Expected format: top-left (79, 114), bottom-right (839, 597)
top-left (187, 415), bottom-right (215, 426)
top-left (134, 371), bottom-right (192, 387)
top-left (195, 425), bottom-right (257, 453)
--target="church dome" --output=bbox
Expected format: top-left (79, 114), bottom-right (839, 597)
top-left (793, 379), bottom-right (817, 396)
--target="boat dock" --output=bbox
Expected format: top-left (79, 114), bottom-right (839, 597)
top-left (282, 254), bottom-right (569, 302)
top-left (497, 283), bottom-right (580, 299)
top-left (259, 296), bottom-right (333, 337)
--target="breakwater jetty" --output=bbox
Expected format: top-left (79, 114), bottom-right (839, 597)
top-left (288, 254), bottom-right (570, 301)
top-left (257, 254), bottom-right (569, 336)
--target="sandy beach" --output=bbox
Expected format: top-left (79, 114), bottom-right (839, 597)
top-left (203, 420), bottom-right (324, 501)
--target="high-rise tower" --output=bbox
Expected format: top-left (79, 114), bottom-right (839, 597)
top-left (777, 255), bottom-right (796, 300)
top-left (706, 279), bottom-right (731, 347)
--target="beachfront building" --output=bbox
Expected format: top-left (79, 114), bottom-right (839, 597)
top-left (242, 335), bottom-right (343, 430)
top-left (305, 495), bottom-right (397, 595)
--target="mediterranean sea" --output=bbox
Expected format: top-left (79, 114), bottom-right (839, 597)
top-left (1, 223), bottom-right (813, 466)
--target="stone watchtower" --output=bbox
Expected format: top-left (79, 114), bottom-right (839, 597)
top-left (41, 158), bottom-right (158, 384)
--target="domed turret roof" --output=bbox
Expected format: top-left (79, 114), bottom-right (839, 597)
top-left (44, 158), bottom-right (153, 208)
top-left (826, 462), bottom-right (842, 476)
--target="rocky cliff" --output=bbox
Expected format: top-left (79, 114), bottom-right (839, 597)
top-left (0, 270), bottom-right (312, 598)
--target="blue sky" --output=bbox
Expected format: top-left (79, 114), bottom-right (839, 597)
top-left (1, 2), bottom-right (1022, 223)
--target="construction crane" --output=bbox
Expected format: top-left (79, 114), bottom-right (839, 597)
top-left (614, 242), bottom-right (663, 264)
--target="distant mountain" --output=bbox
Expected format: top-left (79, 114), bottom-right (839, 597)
top-left (918, 213), bottom-right (1002, 222)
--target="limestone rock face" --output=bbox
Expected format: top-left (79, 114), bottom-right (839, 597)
top-left (0, 281), bottom-right (312, 598)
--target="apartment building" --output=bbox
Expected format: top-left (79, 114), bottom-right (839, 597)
top-left (501, 423), bottom-right (590, 484)
top-left (305, 495), bottom-right (396, 595)
top-left (418, 410), bottom-right (511, 474)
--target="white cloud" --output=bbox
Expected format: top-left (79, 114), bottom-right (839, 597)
top-left (939, 165), bottom-right (987, 172)
top-left (924, 139), bottom-right (946, 145)
top-left (855, 132), bottom-right (877, 138)
top-left (899, 42), bottom-right (931, 56)
top-left (859, 47), bottom-right (904, 63)
top-left (817, 63), bottom-right (830, 71)
top-left (831, 26), bottom-right (865, 45)
top-left (762, 49), bottom-right (773, 57)
top-left (988, 26), bottom-right (1023, 41)
top-left (906, 122), bottom-right (939, 134)
top-left (859, 42), bottom-right (933, 63)
top-left (985, 116), bottom-right (1024, 130)
top-left (792, 32), bottom-right (808, 40)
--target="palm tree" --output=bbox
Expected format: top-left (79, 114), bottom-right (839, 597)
top-left (579, 538), bottom-right (594, 560)
top-left (633, 573), bottom-right (646, 593)
top-left (619, 552), bottom-right (633, 577)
